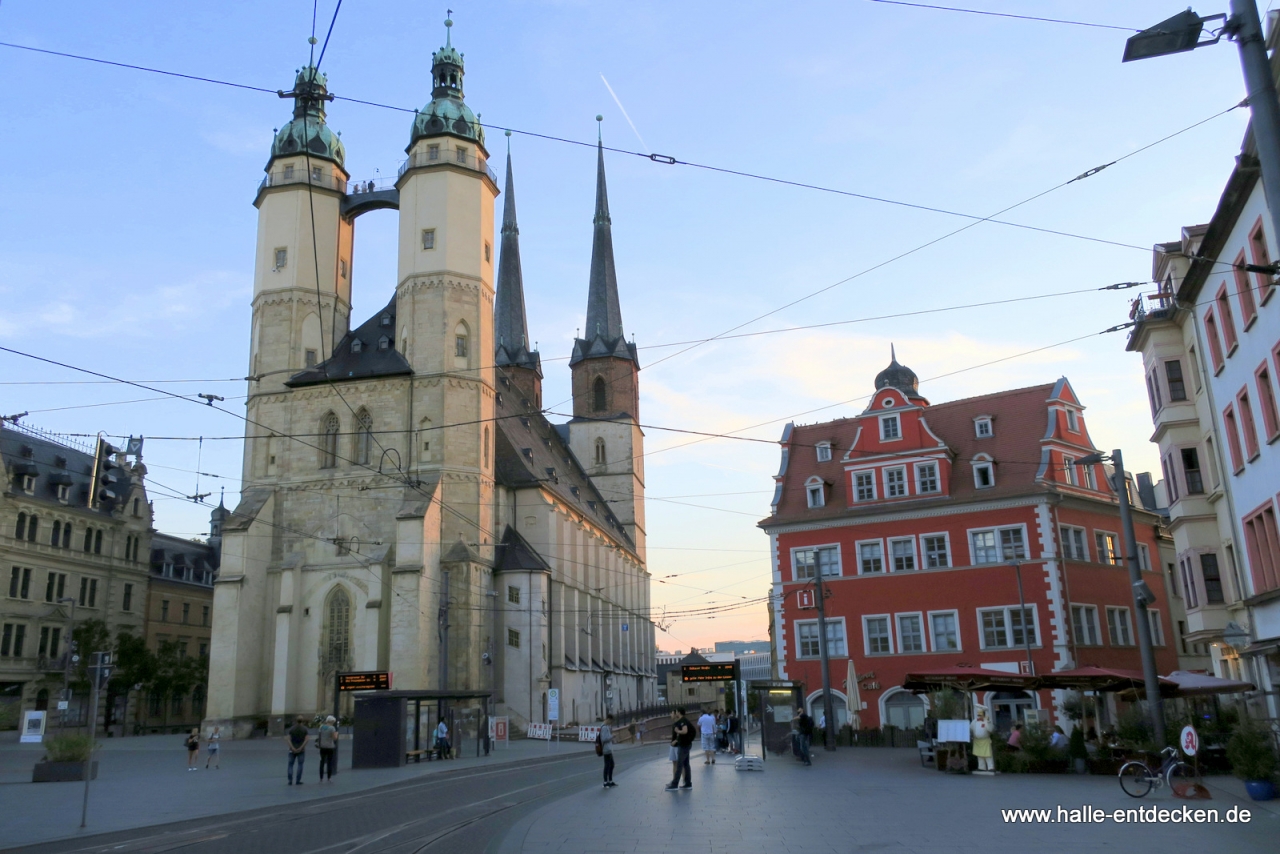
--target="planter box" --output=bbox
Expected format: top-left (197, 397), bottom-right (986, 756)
top-left (1244, 780), bottom-right (1276, 801)
top-left (33, 761), bottom-right (97, 783)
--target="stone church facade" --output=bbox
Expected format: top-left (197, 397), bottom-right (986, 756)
top-left (205, 21), bottom-right (655, 736)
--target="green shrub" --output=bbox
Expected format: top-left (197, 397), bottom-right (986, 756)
top-left (1116, 704), bottom-right (1152, 748)
top-left (929, 690), bottom-right (965, 720)
top-left (1227, 721), bottom-right (1278, 781)
top-left (44, 733), bottom-right (93, 763)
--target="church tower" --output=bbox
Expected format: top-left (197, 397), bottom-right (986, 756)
top-left (568, 128), bottom-right (646, 559)
top-left (248, 66), bottom-right (352, 399)
top-left (493, 141), bottom-right (543, 408)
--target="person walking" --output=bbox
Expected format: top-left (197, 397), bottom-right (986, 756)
top-left (665, 708), bottom-right (695, 791)
top-left (286, 715), bottom-right (309, 784)
top-left (600, 714), bottom-right (617, 788)
top-left (185, 728), bottom-right (200, 771)
top-left (697, 709), bottom-right (717, 765)
top-left (727, 712), bottom-right (741, 754)
top-left (796, 707), bottom-right (814, 766)
top-left (317, 715), bottom-right (338, 781)
top-left (205, 726), bottom-right (221, 769)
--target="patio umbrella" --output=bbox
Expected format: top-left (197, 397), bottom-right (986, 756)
top-left (1162, 670), bottom-right (1255, 696)
top-left (902, 664), bottom-right (1043, 693)
top-left (845, 659), bottom-right (862, 730)
top-left (1041, 665), bottom-right (1177, 692)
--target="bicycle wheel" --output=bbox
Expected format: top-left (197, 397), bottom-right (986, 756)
top-left (1119, 761), bottom-right (1154, 797)
top-left (1166, 761), bottom-right (1197, 792)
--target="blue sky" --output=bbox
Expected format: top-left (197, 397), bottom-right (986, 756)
top-left (0, 1), bottom-right (1258, 649)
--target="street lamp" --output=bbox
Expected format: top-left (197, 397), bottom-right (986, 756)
top-left (1074, 450), bottom-right (1166, 746)
top-left (1124, 2), bottom-right (1280, 281)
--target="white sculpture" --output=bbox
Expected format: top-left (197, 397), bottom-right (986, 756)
top-left (971, 705), bottom-right (995, 774)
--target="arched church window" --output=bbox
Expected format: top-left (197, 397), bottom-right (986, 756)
top-left (454, 322), bottom-right (470, 363)
top-left (14, 512), bottom-right (26, 540)
top-left (483, 427), bottom-right (490, 469)
top-left (320, 412), bottom-right (340, 469)
top-left (592, 377), bottom-right (607, 412)
top-left (594, 438), bottom-right (606, 466)
top-left (353, 409), bottom-right (373, 466)
top-left (323, 587), bottom-right (352, 669)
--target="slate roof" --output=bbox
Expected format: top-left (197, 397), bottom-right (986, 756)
top-left (1, 422), bottom-right (137, 516)
top-left (493, 383), bottom-right (636, 556)
top-left (150, 531), bottom-right (217, 587)
top-left (286, 296), bottom-right (412, 387)
top-left (765, 382), bottom-right (1075, 526)
top-left (495, 524), bottom-right (551, 573)
top-left (493, 151), bottom-right (541, 374)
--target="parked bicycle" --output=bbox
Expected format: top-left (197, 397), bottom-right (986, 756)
top-left (1118, 746), bottom-right (1195, 797)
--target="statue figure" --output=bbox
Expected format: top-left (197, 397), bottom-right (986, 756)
top-left (971, 705), bottom-right (995, 774)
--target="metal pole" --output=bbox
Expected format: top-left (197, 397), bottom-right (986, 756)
top-left (812, 571), bottom-right (837, 751)
top-left (1231, 0), bottom-right (1280, 249)
top-left (1009, 560), bottom-right (1035, 677)
top-left (1112, 449), bottom-right (1166, 746)
top-left (80, 652), bottom-right (103, 828)
top-left (59, 599), bottom-right (75, 733)
top-left (439, 570), bottom-right (450, 691)
top-left (332, 671), bottom-right (340, 776)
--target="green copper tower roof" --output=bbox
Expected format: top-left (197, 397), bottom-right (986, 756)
top-left (409, 16), bottom-right (485, 151)
top-left (268, 65), bottom-right (346, 169)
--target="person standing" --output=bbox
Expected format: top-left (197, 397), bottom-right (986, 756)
top-left (185, 728), bottom-right (200, 771)
top-left (286, 716), bottom-right (309, 784)
top-left (665, 708), bottom-right (694, 791)
top-left (796, 708), bottom-right (814, 766)
top-left (727, 712), bottom-right (740, 754)
top-left (205, 726), bottom-right (221, 770)
top-left (434, 718), bottom-right (450, 759)
top-left (697, 709), bottom-right (717, 765)
top-left (317, 715), bottom-right (338, 781)
top-left (600, 715), bottom-right (617, 788)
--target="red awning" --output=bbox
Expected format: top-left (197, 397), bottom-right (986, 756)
top-left (902, 664), bottom-right (1041, 693)
top-left (1040, 665), bottom-right (1177, 692)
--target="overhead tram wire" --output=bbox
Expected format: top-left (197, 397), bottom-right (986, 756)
top-left (863, 1), bottom-right (1141, 32)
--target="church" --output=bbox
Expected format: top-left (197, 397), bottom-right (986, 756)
top-left (205, 20), bottom-right (655, 737)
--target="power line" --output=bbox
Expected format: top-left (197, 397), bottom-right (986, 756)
top-left (864, 0), bottom-right (1140, 32)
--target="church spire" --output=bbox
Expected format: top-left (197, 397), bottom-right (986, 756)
top-left (494, 136), bottom-right (542, 403)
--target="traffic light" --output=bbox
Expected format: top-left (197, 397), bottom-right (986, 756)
top-left (92, 439), bottom-right (121, 506)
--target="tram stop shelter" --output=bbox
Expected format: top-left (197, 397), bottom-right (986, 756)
top-left (748, 680), bottom-right (804, 760)
top-left (351, 689), bottom-right (491, 768)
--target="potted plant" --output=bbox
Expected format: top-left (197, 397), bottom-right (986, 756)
top-left (33, 733), bottom-right (97, 783)
top-left (1227, 721), bottom-right (1277, 801)
top-left (1068, 726), bottom-right (1088, 774)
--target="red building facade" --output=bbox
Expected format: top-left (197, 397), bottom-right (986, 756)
top-left (760, 355), bottom-right (1179, 731)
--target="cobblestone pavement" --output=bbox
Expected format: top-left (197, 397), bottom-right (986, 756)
top-left (0, 731), bottom-right (599, 849)
top-left (498, 746), bottom-right (1279, 854)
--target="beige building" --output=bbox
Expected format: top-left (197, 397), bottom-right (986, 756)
top-left (206, 21), bottom-right (654, 737)
top-left (1, 421), bottom-right (152, 733)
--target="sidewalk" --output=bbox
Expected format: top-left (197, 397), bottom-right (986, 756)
top-left (499, 746), bottom-right (1278, 854)
top-left (0, 730), bottom-right (601, 849)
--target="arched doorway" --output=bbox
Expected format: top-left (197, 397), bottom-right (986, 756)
top-left (882, 690), bottom-right (926, 729)
top-left (35, 688), bottom-right (49, 711)
top-left (805, 690), bottom-right (849, 728)
top-left (988, 690), bottom-right (1035, 733)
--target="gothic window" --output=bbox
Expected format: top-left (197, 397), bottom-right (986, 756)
top-left (324, 587), bottom-right (352, 669)
top-left (483, 427), bottom-right (490, 469)
top-left (14, 512), bottom-right (25, 540)
top-left (594, 438), bottom-right (607, 466)
top-left (454, 322), bottom-right (470, 364)
top-left (51, 520), bottom-right (62, 547)
top-left (320, 412), bottom-right (340, 469)
top-left (592, 377), bottom-right (607, 412)
top-left (353, 409), bottom-right (373, 466)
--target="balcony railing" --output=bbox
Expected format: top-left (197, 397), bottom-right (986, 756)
top-left (257, 168), bottom-right (349, 195)
top-left (398, 147), bottom-right (499, 185)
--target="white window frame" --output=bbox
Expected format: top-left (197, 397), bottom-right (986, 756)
top-left (790, 545), bottom-right (841, 582)
top-left (973, 459), bottom-right (995, 489)
top-left (1082, 464), bottom-right (1097, 490)
top-left (1146, 609), bottom-right (1164, 646)
top-left (805, 476), bottom-right (826, 508)
top-left (915, 461), bottom-right (940, 494)
top-left (1137, 543), bottom-right (1151, 572)
top-left (927, 609), bottom-right (961, 652)
top-left (896, 612), bottom-right (926, 654)
top-left (1106, 606), bottom-right (1133, 646)
top-left (974, 417), bottom-right (993, 438)
top-left (796, 617), bottom-right (848, 659)
top-left (879, 414), bottom-right (901, 441)
top-left (883, 466), bottom-right (908, 498)
top-left (1063, 455), bottom-right (1079, 486)
top-left (1060, 525), bottom-right (1089, 561)
top-left (815, 442), bottom-right (832, 462)
top-left (857, 539), bottom-right (885, 575)
top-left (888, 537), bottom-right (917, 572)
top-left (1066, 409), bottom-right (1079, 432)
top-left (1095, 531), bottom-right (1121, 565)
top-left (976, 605), bottom-right (1039, 650)
top-left (852, 469), bottom-right (877, 502)
top-left (862, 614), bottom-right (894, 656)
top-left (1070, 603), bottom-right (1100, 646)
top-left (968, 524), bottom-right (1028, 565)
top-left (921, 532), bottom-right (951, 568)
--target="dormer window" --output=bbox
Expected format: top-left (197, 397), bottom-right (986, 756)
top-left (380, 314), bottom-right (391, 327)
top-left (351, 338), bottom-right (363, 354)
top-left (378, 336), bottom-right (390, 351)
top-left (56, 484), bottom-right (70, 503)
top-left (1066, 410), bottom-right (1079, 432)
top-left (880, 414), bottom-right (901, 441)
top-left (973, 457), bottom-right (995, 489)
top-left (815, 442), bottom-right (832, 462)
top-left (805, 476), bottom-right (826, 508)
top-left (22, 475), bottom-right (35, 494)
top-left (974, 417), bottom-right (992, 438)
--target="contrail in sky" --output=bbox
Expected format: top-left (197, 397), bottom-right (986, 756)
top-left (600, 73), bottom-right (650, 153)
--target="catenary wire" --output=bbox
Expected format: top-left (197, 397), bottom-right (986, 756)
top-left (864, 1), bottom-right (1140, 32)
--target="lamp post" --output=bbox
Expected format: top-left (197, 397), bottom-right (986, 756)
top-left (1125, 2), bottom-right (1280, 266)
top-left (1075, 451), bottom-right (1165, 746)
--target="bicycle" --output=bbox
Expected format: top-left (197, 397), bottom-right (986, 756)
top-left (1117, 746), bottom-right (1195, 797)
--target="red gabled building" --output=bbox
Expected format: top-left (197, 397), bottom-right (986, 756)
top-left (759, 352), bottom-right (1179, 731)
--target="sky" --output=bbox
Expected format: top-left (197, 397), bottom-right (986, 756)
top-left (0, 1), bottom-right (1262, 652)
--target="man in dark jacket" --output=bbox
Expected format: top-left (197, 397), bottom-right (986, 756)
top-left (665, 708), bottom-right (695, 790)
top-left (796, 708), bottom-right (814, 766)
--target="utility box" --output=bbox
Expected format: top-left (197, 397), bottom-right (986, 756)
top-left (352, 694), bottom-right (406, 768)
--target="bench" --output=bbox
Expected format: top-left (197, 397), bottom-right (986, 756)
top-left (917, 740), bottom-right (936, 767)
top-left (406, 749), bottom-right (431, 763)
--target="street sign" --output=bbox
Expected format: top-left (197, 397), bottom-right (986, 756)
top-left (548, 688), bottom-right (560, 721)
top-left (797, 589), bottom-right (815, 609)
top-left (622, 623), bottom-right (628, 632)
top-left (337, 671), bottom-right (391, 692)
top-left (683, 662), bottom-right (737, 682)
top-left (56, 700), bottom-right (68, 711)
top-left (1180, 724), bottom-right (1199, 757)
top-left (489, 716), bottom-right (508, 743)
